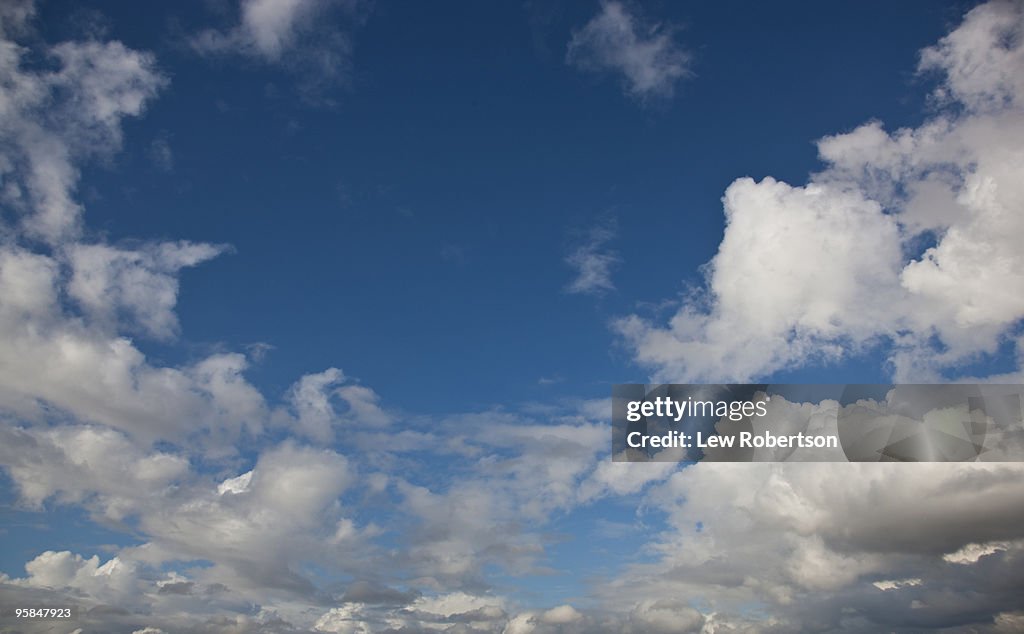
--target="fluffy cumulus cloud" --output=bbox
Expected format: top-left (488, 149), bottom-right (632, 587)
top-left (567, 0), bottom-right (691, 103)
top-left (617, 0), bottom-right (1024, 383)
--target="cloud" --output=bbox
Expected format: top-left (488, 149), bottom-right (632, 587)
top-left (67, 241), bottom-right (226, 339)
top-left (310, 591), bottom-right (511, 633)
top-left (284, 367), bottom-right (347, 442)
top-left (339, 580), bottom-right (418, 606)
top-left (628, 599), bottom-right (704, 633)
top-left (16, 550), bottom-right (142, 603)
top-left (387, 412), bottom-right (621, 587)
top-left (314, 603), bottom-right (373, 633)
top-left (0, 268), bottom-right (268, 446)
top-left (148, 134), bottom-right (173, 172)
top-left (565, 216), bottom-right (619, 295)
top-left (581, 397), bottom-right (1024, 632)
top-left (0, 32), bottom-right (165, 243)
top-left (616, 0), bottom-right (1024, 382)
top-left (603, 461), bottom-right (1024, 631)
top-left (919, 0), bottom-right (1024, 112)
top-left (540, 604), bottom-right (583, 624)
top-left (190, 0), bottom-right (366, 100)
top-left (277, 368), bottom-right (393, 443)
top-left (0, 18), bottom-right (263, 448)
top-left (566, 0), bottom-right (691, 103)
top-left (193, 0), bottom-right (331, 61)
top-left (0, 0), bottom-right (34, 36)
top-left (0, 424), bottom-right (189, 518)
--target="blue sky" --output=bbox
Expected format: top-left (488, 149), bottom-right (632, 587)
top-left (2, 1), bottom-right (1024, 632)
top-left (37, 0), bottom-right (962, 408)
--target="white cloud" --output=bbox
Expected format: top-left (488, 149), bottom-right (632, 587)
top-left (217, 469), bottom-right (253, 495)
top-left (919, 0), bottom-right (1024, 112)
top-left (193, 0), bottom-right (329, 61)
top-left (577, 458), bottom-right (677, 502)
top-left (110, 441), bottom-right (374, 610)
top-left (567, 0), bottom-right (691, 103)
top-left (0, 424), bottom-right (188, 518)
top-left (0, 35), bottom-right (164, 243)
top-left (314, 604), bottom-right (373, 633)
top-left (942, 540), bottom-right (1015, 564)
top-left (387, 410), bottom-right (619, 585)
top-left (277, 369), bottom-right (395, 443)
top-left (409, 591), bottom-right (505, 619)
top-left (336, 384), bottom-right (393, 427)
top-left (284, 367), bottom-right (346, 442)
top-left (191, 0), bottom-right (364, 100)
top-left (67, 242), bottom-right (226, 339)
top-left (618, 177), bottom-right (904, 381)
top-left (617, 1), bottom-right (1024, 382)
top-left (873, 577), bottom-right (923, 591)
top-left (565, 217), bottom-right (619, 295)
top-left (248, 441), bottom-right (352, 519)
top-left (0, 269), bottom-right (268, 446)
top-left (14, 550), bottom-right (144, 606)
top-left (540, 604), bottom-right (582, 624)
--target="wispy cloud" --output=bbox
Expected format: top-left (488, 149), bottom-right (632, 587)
top-left (565, 216), bottom-right (619, 296)
top-left (192, 0), bottom-right (331, 60)
top-left (566, 0), bottom-right (691, 103)
top-left (148, 133), bottom-right (174, 172)
top-left (190, 0), bottom-right (367, 101)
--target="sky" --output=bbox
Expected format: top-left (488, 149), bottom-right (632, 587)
top-left (1, 0), bottom-right (1023, 632)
